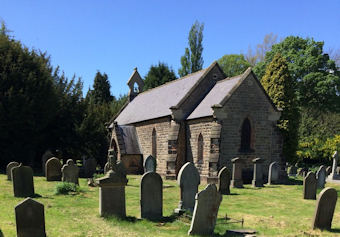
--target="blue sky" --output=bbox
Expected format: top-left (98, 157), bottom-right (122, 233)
top-left (1, 0), bottom-right (339, 97)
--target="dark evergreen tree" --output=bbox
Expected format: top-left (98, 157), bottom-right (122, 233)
top-left (144, 62), bottom-right (177, 90)
top-left (262, 54), bottom-right (299, 162)
top-left (92, 71), bottom-right (113, 104)
top-left (179, 21), bottom-right (204, 77)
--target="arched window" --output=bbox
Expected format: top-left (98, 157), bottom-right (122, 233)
top-left (240, 118), bottom-right (252, 152)
top-left (197, 133), bottom-right (204, 163)
top-left (152, 128), bottom-right (157, 157)
top-left (133, 82), bottom-right (139, 93)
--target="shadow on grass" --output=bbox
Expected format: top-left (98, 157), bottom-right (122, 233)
top-left (163, 185), bottom-right (175, 189)
top-left (104, 213), bottom-right (179, 224)
top-left (226, 193), bottom-right (239, 196)
top-left (286, 178), bottom-right (303, 185)
top-left (329, 228), bottom-right (340, 233)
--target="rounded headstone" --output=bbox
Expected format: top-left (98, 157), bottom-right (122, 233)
top-left (313, 187), bottom-right (337, 230)
top-left (303, 171), bottom-right (317, 200)
top-left (218, 167), bottom-right (231, 195)
top-left (45, 157), bottom-right (62, 181)
top-left (6, 161), bottom-right (19, 181)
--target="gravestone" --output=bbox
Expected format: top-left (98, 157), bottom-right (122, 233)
top-left (218, 167), bottom-right (231, 195)
top-left (15, 198), bottom-right (46, 237)
top-left (84, 158), bottom-right (97, 178)
top-left (45, 157), bottom-right (62, 181)
top-left (303, 172), bottom-right (317, 200)
top-left (230, 158), bottom-right (243, 188)
top-left (288, 165), bottom-right (298, 176)
top-left (326, 166), bottom-right (332, 176)
top-left (188, 184), bottom-right (222, 236)
top-left (175, 162), bottom-right (200, 213)
top-left (268, 162), bottom-right (280, 185)
top-left (6, 161), bottom-right (19, 180)
top-left (252, 158), bottom-right (264, 187)
top-left (144, 155), bottom-right (156, 173)
top-left (61, 159), bottom-right (79, 185)
top-left (312, 187), bottom-right (337, 230)
top-left (12, 165), bottom-right (34, 197)
top-left (96, 162), bottom-right (128, 217)
top-left (41, 149), bottom-right (54, 175)
top-left (316, 165), bottom-right (326, 189)
top-left (140, 172), bottom-right (163, 220)
top-left (329, 151), bottom-right (339, 181)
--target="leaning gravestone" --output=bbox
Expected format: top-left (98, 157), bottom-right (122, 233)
top-left (268, 162), bottom-right (280, 185)
top-left (61, 159), bottom-right (79, 185)
top-left (312, 187), bottom-right (337, 230)
top-left (45, 157), bottom-right (62, 181)
top-left (188, 184), bottom-right (222, 236)
top-left (12, 165), bottom-right (34, 197)
top-left (218, 167), bottom-right (231, 195)
top-left (6, 161), bottom-right (19, 180)
top-left (84, 158), bottom-right (97, 178)
top-left (316, 165), bottom-right (326, 189)
top-left (96, 162), bottom-right (128, 217)
top-left (230, 157), bottom-right (243, 188)
top-left (175, 162), bottom-right (200, 213)
top-left (144, 155), bottom-right (156, 173)
top-left (303, 172), bottom-right (317, 200)
top-left (140, 172), bottom-right (163, 220)
top-left (15, 198), bottom-right (46, 237)
top-left (252, 158), bottom-right (264, 187)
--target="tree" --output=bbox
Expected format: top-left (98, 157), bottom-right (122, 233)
top-left (217, 54), bottom-right (251, 77)
top-left (178, 21), bottom-right (204, 77)
top-left (144, 62), bottom-right (177, 90)
top-left (245, 33), bottom-right (278, 66)
top-left (262, 54), bottom-right (299, 162)
top-left (92, 71), bottom-right (113, 104)
top-left (254, 36), bottom-right (339, 111)
top-left (0, 27), bottom-right (58, 167)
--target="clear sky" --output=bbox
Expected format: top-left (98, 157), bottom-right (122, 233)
top-left (1, 0), bottom-right (339, 97)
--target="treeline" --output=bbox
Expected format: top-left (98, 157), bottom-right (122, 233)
top-left (0, 24), bottom-right (126, 170)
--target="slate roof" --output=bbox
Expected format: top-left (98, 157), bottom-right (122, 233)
top-left (187, 74), bottom-right (244, 120)
top-left (115, 68), bottom-right (207, 125)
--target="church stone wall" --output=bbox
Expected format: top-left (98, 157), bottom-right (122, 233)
top-left (134, 117), bottom-right (172, 176)
top-left (217, 73), bottom-right (282, 181)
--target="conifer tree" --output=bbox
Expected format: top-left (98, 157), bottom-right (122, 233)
top-left (92, 71), bottom-right (113, 104)
top-left (262, 53), bottom-right (299, 162)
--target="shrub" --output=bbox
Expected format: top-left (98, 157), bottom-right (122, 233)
top-left (55, 182), bottom-right (80, 195)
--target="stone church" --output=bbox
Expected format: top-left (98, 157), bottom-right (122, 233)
top-left (109, 62), bottom-right (283, 183)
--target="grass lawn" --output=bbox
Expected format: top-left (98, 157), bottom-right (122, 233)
top-left (1, 174), bottom-right (340, 236)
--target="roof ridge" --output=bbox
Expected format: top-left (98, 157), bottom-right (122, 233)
top-left (136, 68), bottom-right (207, 96)
top-left (216, 68), bottom-right (250, 84)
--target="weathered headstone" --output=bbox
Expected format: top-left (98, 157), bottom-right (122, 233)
top-left (144, 155), bottom-right (156, 173)
top-left (312, 187), bottom-right (337, 230)
top-left (61, 159), bottom-right (79, 185)
top-left (230, 158), bottom-right (243, 188)
top-left (252, 158), bottom-right (264, 187)
top-left (140, 172), bottom-right (162, 220)
top-left (45, 157), bottom-right (62, 181)
top-left (268, 162), bottom-right (280, 185)
top-left (329, 151), bottom-right (339, 180)
top-left (303, 172), bottom-right (317, 200)
top-left (288, 165), bottom-right (298, 176)
top-left (84, 158), bottom-right (97, 178)
top-left (96, 162), bottom-right (128, 217)
top-left (15, 198), bottom-right (46, 237)
top-left (12, 165), bottom-right (34, 197)
top-left (6, 161), bottom-right (19, 180)
top-left (326, 166), bottom-right (332, 176)
top-left (41, 149), bottom-right (54, 175)
top-left (316, 165), bottom-right (326, 189)
top-left (175, 162), bottom-right (200, 213)
top-left (218, 167), bottom-right (231, 195)
top-left (188, 184), bottom-right (222, 236)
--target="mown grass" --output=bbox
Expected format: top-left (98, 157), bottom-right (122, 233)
top-left (1, 174), bottom-right (340, 236)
